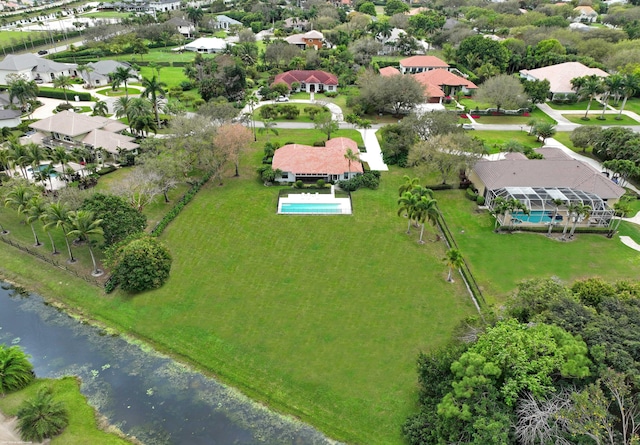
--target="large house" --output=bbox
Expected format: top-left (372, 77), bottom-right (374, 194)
top-left (166, 16), bottom-right (195, 37)
top-left (399, 55), bottom-right (450, 74)
top-left (520, 62), bottom-right (609, 100)
top-left (573, 5), bottom-right (598, 22)
top-left (0, 54), bottom-right (77, 84)
top-left (470, 147), bottom-right (625, 228)
top-left (0, 109), bottom-right (21, 128)
top-left (272, 70), bottom-right (338, 93)
top-left (81, 60), bottom-right (139, 87)
top-left (184, 37), bottom-right (230, 53)
top-left (413, 69), bottom-right (477, 102)
top-left (272, 137), bottom-right (363, 183)
top-left (285, 30), bottom-right (324, 50)
top-left (148, 0), bottom-right (180, 11)
top-left (29, 111), bottom-right (139, 159)
top-left (212, 14), bottom-right (241, 29)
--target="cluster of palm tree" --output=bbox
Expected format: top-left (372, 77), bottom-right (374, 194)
top-left (397, 175), bottom-right (440, 244)
top-left (0, 344), bottom-right (34, 395)
top-left (6, 74), bottom-right (38, 112)
top-left (2, 183), bottom-right (104, 275)
top-left (527, 119), bottom-right (556, 143)
top-left (571, 72), bottom-right (640, 120)
top-left (111, 75), bottom-right (167, 135)
top-left (561, 202), bottom-right (592, 240)
top-left (491, 196), bottom-right (530, 231)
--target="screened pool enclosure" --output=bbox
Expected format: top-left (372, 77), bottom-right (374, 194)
top-left (485, 187), bottom-right (615, 228)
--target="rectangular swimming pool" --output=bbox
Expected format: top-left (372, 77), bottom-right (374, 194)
top-left (512, 210), bottom-right (562, 224)
top-left (280, 203), bottom-right (344, 214)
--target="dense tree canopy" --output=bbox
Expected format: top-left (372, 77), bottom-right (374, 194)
top-left (80, 193), bottom-right (147, 247)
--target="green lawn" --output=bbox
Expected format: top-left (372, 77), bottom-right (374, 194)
top-left (619, 97), bottom-right (640, 116)
top-left (95, 87), bottom-right (141, 97)
top-left (111, 48), bottom-right (199, 64)
top-left (563, 113), bottom-right (640, 125)
top-left (0, 377), bottom-right (132, 445)
top-left (0, 30), bottom-right (47, 46)
top-left (545, 100), bottom-right (596, 110)
top-left (81, 11), bottom-right (131, 18)
top-left (472, 130), bottom-right (542, 153)
top-left (139, 66), bottom-right (189, 89)
top-left (438, 189), bottom-right (640, 301)
top-left (258, 128), bottom-right (364, 146)
top-left (468, 108), bottom-right (555, 125)
top-left (254, 103), bottom-right (330, 123)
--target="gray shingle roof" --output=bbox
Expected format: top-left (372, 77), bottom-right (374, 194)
top-left (0, 54), bottom-right (76, 73)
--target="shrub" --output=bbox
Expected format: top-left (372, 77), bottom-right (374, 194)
top-left (55, 103), bottom-right (74, 112)
top-left (476, 195), bottom-right (485, 205)
top-left (16, 387), bottom-right (68, 442)
top-left (180, 80), bottom-right (195, 91)
top-left (466, 187), bottom-right (478, 200)
top-left (38, 87), bottom-right (91, 101)
top-left (312, 140), bottom-right (325, 147)
top-left (324, 91), bottom-right (338, 98)
top-left (0, 344), bottom-right (34, 394)
top-left (295, 180), bottom-right (304, 189)
top-left (317, 179), bottom-right (326, 188)
top-left (80, 193), bottom-right (147, 246)
top-left (337, 171), bottom-right (380, 191)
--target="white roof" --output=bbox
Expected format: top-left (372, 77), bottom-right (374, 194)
top-left (520, 62), bottom-right (608, 94)
top-left (184, 37), bottom-right (228, 51)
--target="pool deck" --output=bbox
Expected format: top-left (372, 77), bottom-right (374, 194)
top-left (278, 188), bottom-right (352, 215)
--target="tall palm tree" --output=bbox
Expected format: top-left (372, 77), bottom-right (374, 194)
top-left (561, 202), bottom-right (580, 240)
top-left (111, 66), bottom-right (133, 98)
top-left (569, 203), bottom-right (592, 238)
top-left (546, 198), bottom-right (564, 237)
top-left (399, 175), bottom-right (420, 196)
top-left (7, 75), bottom-right (38, 111)
top-left (578, 75), bottom-right (604, 120)
top-left (127, 97), bottom-right (154, 133)
top-left (443, 248), bottom-right (464, 283)
top-left (0, 344), bottom-right (34, 395)
top-left (131, 112), bottom-right (157, 136)
top-left (413, 196), bottom-right (439, 244)
top-left (344, 148), bottom-right (360, 179)
top-left (0, 148), bottom-right (11, 176)
top-left (141, 75), bottom-right (167, 127)
top-left (113, 96), bottom-right (132, 124)
top-left (6, 137), bottom-right (30, 178)
top-left (617, 73), bottom-right (640, 120)
top-left (27, 195), bottom-right (57, 254)
top-left (186, 6), bottom-right (204, 30)
top-left (4, 183), bottom-right (41, 246)
top-left (52, 75), bottom-right (73, 105)
top-left (77, 63), bottom-right (94, 88)
top-left (25, 142), bottom-right (47, 183)
top-left (49, 146), bottom-right (74, 182)
top-left (17, 387), bottom-right (69, 442)
top-left (397, 191), bottom-right (419, 234)
top-left (44, 202), bottom-right (75, 263)
top-left (258, 119), bottom-right (279, 142)
top-left (68, 210), bottom-right (104, 276)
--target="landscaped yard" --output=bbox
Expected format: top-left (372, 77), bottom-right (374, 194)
top-left (95, 87), bottom-right (141, 97)
top-left (622, 97), bottom-right (640, 115)
top-left (0, 30), bottom-right (47, 46)
top-left (253, 103), bottom-right (330, 123)
top-left (81, 11), bottom-right (131, 19)
top-left (545, 100), bottom-right (597, 110)
top-left (563, 113), bottom-right (640, 125)
top-left (472, 130), bottom-right (542, 153)
top-left (138, 66), bottom-right (189, 89)
top-left (110, 48), bottom-right (199, 64)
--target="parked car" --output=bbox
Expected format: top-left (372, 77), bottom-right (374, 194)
top-left (37, 50), bottom-right (48, 55)
top-left (275, 96), bottom-right (289, 102)
top-left (461, 123), bottom-right (474, 130)
top-left (34, 78), bottom-right (44, 84)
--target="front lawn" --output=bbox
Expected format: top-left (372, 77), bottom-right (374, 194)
top-left (621, 97), bottom-right (640, 115)
top-left (472, 130), bottom-right (542, 153)
top-left (110, 47), bottom-right (199, 64)
top-left (563, 113), bottom-right (640, 125)
top-left (545, 100), bottom-right (597, 110)
top-left (254, 103), bottom-right (330, 123)
top-left (138, 66), bottom-right (189, 89)
top-left (95, 87), bottom-right (141, 97)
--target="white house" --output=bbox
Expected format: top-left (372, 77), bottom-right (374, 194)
top-left (82, 60), bottom-right (139, 87)
top-left (148, 0), bottom-right (181, 12)
top-left (184, 37), bottom-right (230, 53)
top-left (213, 14), bottom-right (241, 29)
top-left (166, 16), bottom-right (195, 37)
top-left (0, 54), bottom-right (77, 84)
top-left (0, 109), bottom-right (21, 128)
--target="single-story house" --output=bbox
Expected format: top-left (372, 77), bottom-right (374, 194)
top-left (166, 16), bottom-right (195, 37)
top-left (29, 111), bottom-right (138, 158)
top-left (470, 147), bottom-right (625, 228)
top-left (379, 66), bottom-right (401, 77)
top-left (272, 137), bottom-right (363, 183)
top-left (0, 54), bottom-right (77, 84)
top-left (399, 55), bottom-right (449, 74)
top-left (520, 62), bottom-right (609, 100)
top-left (82, 60), bottom-right (139, 87)
top-left (413, 69), bottom-right (478, 100)
top-left (148, 0), bottom-right (181, 12)
top-left (284, 30), bottom-right (324, 50)
top-left (213, 14), bottom-right (242, 29)
top-left (184, 37), bottom-right (230, 53)
top-left (573, 5), bottom-right (598, 22)
top-left (272, 70), bottom-right (338, 93)
top-left (283, 17), bottom-right (309, 31)
top-left (0, 109), bottom-right (21, 128)
top-left (0, 92), bottom-right (18, 109)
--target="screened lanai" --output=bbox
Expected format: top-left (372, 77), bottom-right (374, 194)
top-left (486, 187), bottom-right (615, 228)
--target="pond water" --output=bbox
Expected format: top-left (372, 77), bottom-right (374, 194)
top-left (0, 283), bottom-right (338, 445)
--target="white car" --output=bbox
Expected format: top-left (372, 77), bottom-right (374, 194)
top-left (275, 96), bottom-right (289, 102)
top-left (461, 123), bottom-right (474, 130)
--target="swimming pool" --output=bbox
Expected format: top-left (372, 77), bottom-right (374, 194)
top-left (512, 210), bottom-right (562, 224)
top-left (27, 164), bottom-right (58, 178)
top-left (280, 203), bottom-right (344, 214)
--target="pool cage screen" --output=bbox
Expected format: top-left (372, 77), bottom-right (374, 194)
top-left (485, 187), bottom-right (615, 227)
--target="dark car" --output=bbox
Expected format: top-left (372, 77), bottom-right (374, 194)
top-left (37, 50), bottom-right (48, 55)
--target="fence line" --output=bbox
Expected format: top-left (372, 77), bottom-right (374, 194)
top-left (436, 208), bottom-right (486, 309)
top-left (0, 236), bottom-right (103, 287)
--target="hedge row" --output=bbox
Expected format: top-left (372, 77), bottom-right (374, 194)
top-left (38, 87), bottom-right (92, 101)
top-left (150, 172), bottom-right (213, 236)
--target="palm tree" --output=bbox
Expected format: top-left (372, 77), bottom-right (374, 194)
top-left (111, 66), bottom-right (133, 98)
top-left (546, 198), bottom-right (564, 237)
top-left (397, 191), bottom-right (419, 234)
top-left (443, 248), bottom-right (464, 283)
top-left (114, 96), bottom-right (132, 123)
top-left (68, 210), bottom-right (104, 276)
top-left (507, 198), bottom-right (529, 230)
top-left (17, 387), bottom-right (69, 442)
top-left (344, 148), bottom-right (360, 179)
top-left (0, 148), bottom-right (11, 176)
top-left (258, 119), bottom-right (279, 142)
top-left (7, 75), bottom-right (38, 111)
top-left (561, 202), bottom-right (580, 240)
top-left (569, 203), bottom-right (592, 238)
top-left (52, 75), bottom-right (73, 105)
top-left (142, 75), bottom-right (167, 127)
top-left (413, 196), bottom-right (439, 243)
top-left (131, 112), bottom-right (158, 136)
top-left (25, 142), bottom-right (47, 183)
top-left (44, 202), bottom-right (75, 263)
top-left (0, 344), bottom-right (34, 395)
top-left (533, 122), bottom-right (556, 143)
top-left (27, 195), bottom-right (57, 254)
top-left (490, 196), bottom-right (509, 230)
top-left (49, 146), bottom-right (74, 182)
top-left (617, 73), bottom-right (640, 120)
top-left (577, 75), bottom-right (604, 120)
top-left (4, 183), bottom-right (41, 246)
top-left (127, 97), bottom-right (154, 133)
top-left (77, 63), bottom-right (94, 88)
top-left (6, 137), bottom-right (30, 178)
top-left (398, 175), bottom-right (420, 196)
top-left (186, 6), bottom-right (204, 30)
top-left (246, 93), bottom-right (259, 141)
top-left (92, 100), bottom-right (108, 117)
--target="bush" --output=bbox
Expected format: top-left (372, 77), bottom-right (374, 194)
top-left (337, 171), bottom-right (380, 191)
top-left (324, 91), bottom-right (338, 98)
top-left (312, 140), bottom-right (325, 147)
top-left (466, 187), bottom-right (478, 200)
top-left (55, 103), bottom-right (74, 112)
top-left (317, 179), bottom-right (326, 188)
top-left (96, 166), bottom-right (117, 176)
top-left (476, 195), bottom-right (485, 205)
top-left (38, 87), bottom-right (91, 101)
top-left (16, 387), bottom-right (68, 442)
top-left (180, 80), bottom-right (195, 91)
top-left (295, 180), bottom-right (304, 189)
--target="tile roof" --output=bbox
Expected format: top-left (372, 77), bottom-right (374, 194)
top-left (399, 55), bottom-right (449, 68)
top-left (29, 111), bottom-right (124, 137)
top-left (379, 66), bottom-right (400, 77)
top-left (413, 69), bottom-right (477, 89)
top-left (272, 137), bottom-right (363, 175)
top-left (473, 153), bottom-right (625, 200)
top-left (284, 30), bottom-right (324, 45)
top-left (273, 70), bottom-right (338, 87)
top-left (0, 109), bottom-right (20, 119)
top-left (520, 62), bottom-right (608, 94)
top-left (81, 129), bottom-right (139, 154)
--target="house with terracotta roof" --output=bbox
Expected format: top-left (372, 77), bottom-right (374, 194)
top-left (272, 137), bottom-right (363, 183)
top-left (399, 55), bottom-right (449, 74)
top-left (470, 147), bottom-right (624, 228)
top-left (284, 30), bottom-right (324, 50)
top-left (272, 70), bottom-right (338, 93)
top-left (413, 69), bottom-right (477, 102)
top-left (379, 66), bottom-right (401, 77)
top-left (520, 62), bottom-right (608, 100)
top-left (29, 111), bottom-right (139, 159)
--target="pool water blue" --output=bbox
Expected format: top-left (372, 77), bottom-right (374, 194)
top-left (27, 164), bottom-right (58, 177)
top-left (280, 203), bottom-right (343, 214)
top-left (512, 210), bottom-right (561, 224)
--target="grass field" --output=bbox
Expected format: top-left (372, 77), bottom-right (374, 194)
top-left (622, 98), bottom-right (640, 115)
top-left (0, 377), bottom-right (132, 445)
top-left (472, 130), bottom-right (543, 153)
top-left (0, 30), bottom-right (47, 46)
top-left (546, 100), bottom-right (595, 110)
top-left (563, 113), bottom-right (640, 125)
top-left (254, 103), bottom-right (329, 123)
top-left (110, 48), bottom-right (199, 64)
top-left (139, 66), bottom-right (189, 89)
top-left (81, 11), bottom-right (131, 18)
top-left (438, 189), bottom-right (640, 301)
top-left (95, 87), bottom-right (141, 97)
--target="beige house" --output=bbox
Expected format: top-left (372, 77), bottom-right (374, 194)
top-left (520, 62), bottom-right (608, 100)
